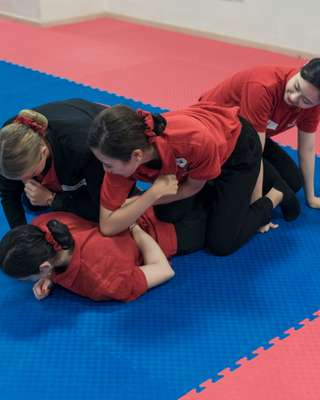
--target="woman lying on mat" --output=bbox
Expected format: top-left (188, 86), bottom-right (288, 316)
top-left (200, 58), bottom-right (320, 210)
top-left (0, 203), bottom-right (207, 301)
top-left (0, 98), bottom-right (107, 228)
top-left (88, 101), bottom-right (299, 256)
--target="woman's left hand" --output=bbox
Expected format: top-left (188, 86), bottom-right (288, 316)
top-left (24, 179), bottom-right (53, 206)
top-left (307, 195), bottom-right (320, 209)
top-left (33, 278), bottom-right (53, 300)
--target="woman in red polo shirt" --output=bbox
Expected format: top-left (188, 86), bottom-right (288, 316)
top-left (88, 102), bottom-right (298, 255)
top-left (200, 58), bottom-right (320, 209)
top-left (0, 204), bottom-right (207, 301)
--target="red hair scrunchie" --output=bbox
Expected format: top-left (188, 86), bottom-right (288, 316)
top-left (136, 109), bottom-right (156, 139)
top-left (14, 115), bottom-right (46, 137)
top-left (44, 231), bottom-right (62, 252)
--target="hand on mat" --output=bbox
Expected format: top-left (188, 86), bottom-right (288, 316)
top-left (152, 174), bottom-right (178, 197)
top-left (24, 179), bottom-right (53, 206)
top-left (307, 195), bottom-right (320, 209)
top-left (258, 222), bottom-right (279, 234)
top-left (33, 278), bottom-right (53, 300)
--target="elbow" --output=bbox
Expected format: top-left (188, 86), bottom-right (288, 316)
top-left (166, 265), bottom-right (175, 280)
top-left (99, 224), bottom-right (117, 237)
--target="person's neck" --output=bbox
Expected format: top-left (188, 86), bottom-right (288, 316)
top-left (53, 249), bottom-right (73, 268)
top-left (142, 145), bottom-right (159, 163)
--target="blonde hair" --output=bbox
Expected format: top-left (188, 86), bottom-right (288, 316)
top-left (0, 109), bottom-right (48, 179)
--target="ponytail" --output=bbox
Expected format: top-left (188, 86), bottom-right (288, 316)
top-left (152, 113), bottom-right (167, 136)
top-left (46, 220), bottom-right (74, 251)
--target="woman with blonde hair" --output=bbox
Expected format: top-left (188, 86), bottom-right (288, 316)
top-left (0, 98), bottom-right (106, 228)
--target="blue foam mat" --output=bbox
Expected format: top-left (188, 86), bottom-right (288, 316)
top-left (1, 60), bottom-right (320, 399)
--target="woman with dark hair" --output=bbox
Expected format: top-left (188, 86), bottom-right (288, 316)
top-left (0, 98), bottom-right (106, 228)
top-left (200, 58), bottom-right (320, 210)
top-left (0, 204), bottom-right (209, 301)
top-left (88, 101), bottom-right (299, 256)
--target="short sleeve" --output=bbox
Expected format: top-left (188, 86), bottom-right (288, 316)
top-left (239, 82), bottom-right (273, 132)
top-left (100, 172), bottom-right (135, 210)
top-left (93, 267), bottom-right (148, 302)
top-left (188, 136), bottom-right (221, 180)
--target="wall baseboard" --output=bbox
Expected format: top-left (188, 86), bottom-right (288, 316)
top-left (103, 12), bottom-right (315, 59)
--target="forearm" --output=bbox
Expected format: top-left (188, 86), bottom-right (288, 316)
top-left (299, 150), bottom-right (316, 200)
top-left (298, 132), bottom-right (316, 201)
top-left (100, 188), bottom-right (160, 236)
top-left (1, 196), bottom-right (26, 228)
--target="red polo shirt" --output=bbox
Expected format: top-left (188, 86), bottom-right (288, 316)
top-left (101, 101), bottom-right (241, 210)
top-left (32, 210), bottom-right (177, 302)
top-left (200, 65), bottom-right (320, 137)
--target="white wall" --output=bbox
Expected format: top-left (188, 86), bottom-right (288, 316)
top-left (0, 0), bottom-right (41, 21)
top-left (0, 0), bottom-right (105, 23)
top-left (105, 0), bottom-right (319, 55)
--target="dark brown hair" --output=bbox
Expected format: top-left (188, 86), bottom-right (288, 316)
top-left (88, 105), bottom-right (166, 161)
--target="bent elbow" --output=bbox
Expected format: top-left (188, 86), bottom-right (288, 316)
top-left (100, 224), bottom-right (117, 237)
top-left (166, 266), bottom-right (175, 280)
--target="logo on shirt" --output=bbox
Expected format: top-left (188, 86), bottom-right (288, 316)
top-left (176, 158), bottom-right (188, 168)
top-left (267, 120), bottom-right (279, 130)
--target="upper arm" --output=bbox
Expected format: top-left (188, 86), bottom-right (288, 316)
top-left (297, 106), bottom-right (320, 133)
top-left (240, 83), bottom-right (273, 132)
top-left (139, 262), bottom-right (175, 290)
top-left (83, 156), bottom-right (105, 205)
top-left (0, 176), bottom-right (26, 227)
top-left (298, 130), bottom-right (316, 154)
top-left (99, 205), bottom-right (114, 235)
top-left (93, 265), bottom-right (149, 302)
top-left (258, 132), bottom-right (266, 150)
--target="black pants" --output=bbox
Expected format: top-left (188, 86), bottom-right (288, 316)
top-left (174, 199), bottom-right (208, 255)
top-left (154, 193), bottom-right (195, 224)
top-left (263, 138), bottom-right (303, 193)
top-left (203, 117), bottom-right (273, 256)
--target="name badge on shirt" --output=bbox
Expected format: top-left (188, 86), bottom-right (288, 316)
top-left (61, 179), bottom-right (87, 192)
top-left (176, 158), bottom-right (188, 168)
top-left (267, 120), bottom-right (279, 130)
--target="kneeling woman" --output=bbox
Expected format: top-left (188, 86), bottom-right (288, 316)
top-left (0, 205), bottom-right (206, 302)
top-left (88, 102), bottom-right (298, 256)
top-left (0, 98), bottom-right (105, 228)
